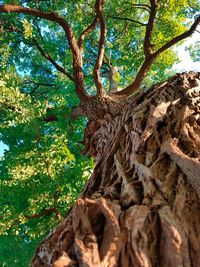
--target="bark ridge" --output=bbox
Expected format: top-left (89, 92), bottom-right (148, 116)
top-left (32, 72), bottom-right (200, 267)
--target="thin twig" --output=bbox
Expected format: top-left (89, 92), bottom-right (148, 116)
top-left (124, 2), bottom-right (151, 10)
top-left (107, 15), bottom-right (147, 27)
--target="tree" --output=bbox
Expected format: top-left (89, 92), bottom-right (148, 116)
top-left (0, 0), bottom-right (200, 266)
top-left (0, 54), bottom-right (94, 266)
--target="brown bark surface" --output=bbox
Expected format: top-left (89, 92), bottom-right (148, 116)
top-left (31, 72), bottom-right (200, 267)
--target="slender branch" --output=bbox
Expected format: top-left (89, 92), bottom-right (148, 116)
top-left (32, 38), bottom-right (74, 81)
top-left (113, 55), bottom-right (155, 97)
top-left (30, 83), bottom-right (40, 94)
top-left (23, 80), bottom-right (57, 94)
top-left (77, 14), bottom-right (99, 88)
top-left (24, 79), bottom-right (56, 87)
top-left (112, 21), bottom-right (129, 42)
top-left (24, 208), bottom-right (54, 219)
top-left (93, 0), bottom-right (106, 95)
top-left (24, 192), bottom-right (63, 221)
top-left (107, 15), bottom-right (147, 27)
top-left (154, 15), bottom-right (200, 56)
top-left (78, 15), bottom-right (99, 50)
top-left (0, 4), bottom-right (77, 49)
top-left (0, 4), bottom-right (89, 101)
top-left (0, 18), bottom-right (18, 32)
top-left (111, 0), bottom-right (158, 97)
top-left (102, 53), bottom-right (119, 92)
top-left (0, 215), bottom-right (5, 221)
top-left (1, 19), bottom-right (75, 81)
top-left (34, 21), bottom-right (45, 43)
top-left (124, 2), bottom-right (151, 10)
top-left (144, 0), bottom-right (158, 57)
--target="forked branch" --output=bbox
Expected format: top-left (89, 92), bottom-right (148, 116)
top-left (78, 15), bottom-right (99, 51)
top-left (77, 14), bottom-right (99, 74)
top-left (0, 19), bottom-right (74, 81)
top-left (114, 14), bottom-right (200, 97)
top-left (0, 4), bottom-right (89, 101)
top-left (1, 3), bottom-right (200, 101)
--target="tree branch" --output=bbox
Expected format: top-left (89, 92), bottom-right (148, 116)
top-left (154, 15), bottom-right (200, 56)
top-left (124, 2), bottom-right (151, 10)
top-left (78, 15), bottom-right (99, 50)
top-left (113, 56), bottom-right (154, 97)
top-left (1, 19), bottom-right (75, 81)
top-left (144, 0), bottom-right (158, 57)
top-left (32, 38), bottom-right (74, 81)
top-left (24, 79), bottom-right (56, 87)
top-left (0, 4), bottom-right (89, 101)
top-left (111, 0), bottom-right (158, 97)
top-left (93, 0), bottom-right (106, 96)
top-left (23, 79), bottom-right (57, 94)
top-left (113, 15), bottom-right (200, 97)
top-left (34, 21), bottom-right (45, 43)
top-left (24, 208), bottom-right (54, 219)
top-left (107, 15), bottom-right (147, 27)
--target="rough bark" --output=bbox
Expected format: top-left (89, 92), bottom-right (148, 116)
top-left (31, 72), bottom-right (200, 267)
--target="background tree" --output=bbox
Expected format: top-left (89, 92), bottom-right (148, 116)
top-left (0, 0), bottom-right (199, 266)
top-left (0, 57), bottom-right (94, 266)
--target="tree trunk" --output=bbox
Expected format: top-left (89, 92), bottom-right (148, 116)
top-left (31, 72), bottom-right (200, 267)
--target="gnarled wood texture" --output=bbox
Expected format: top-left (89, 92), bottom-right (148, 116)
top-left (32, 72), bottom-right (200, 267)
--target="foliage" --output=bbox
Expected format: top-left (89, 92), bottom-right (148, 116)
top-left (0, 0), bottom-right (199, 265)
top-left (0, 69), bottom-right (94, 265)
top-left (187, 41), bottom-right (200, 62)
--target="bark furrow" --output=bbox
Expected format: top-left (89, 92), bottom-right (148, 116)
top-left (32, 72), bottom-right (200, 267)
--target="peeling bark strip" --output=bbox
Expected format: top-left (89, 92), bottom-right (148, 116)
top-left (31, 72), bottom-right (200, 266)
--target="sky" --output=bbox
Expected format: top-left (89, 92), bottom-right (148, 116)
top-left (0, 141), bottom-right (7, 157)
top-left (173, 28), bottom-right (200, 72)
top-left (0, 29), bottom-right (199, 157)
